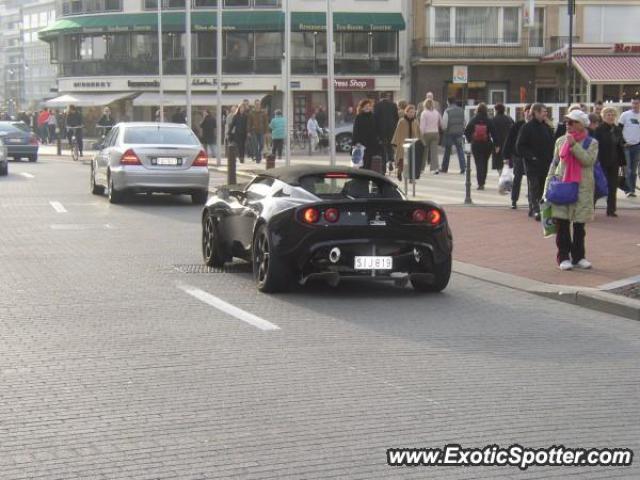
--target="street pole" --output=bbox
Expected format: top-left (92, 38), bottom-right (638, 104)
top-left (567, 0), bottom-right (575, 106)
top-left (326, 0), bottom-right (336, 167)
top-left (216, 0), bottom-right (223, 167)
top-left (157, 0), bottom-right (164, 121)
top-left (284, 0), bottom-right (291, 166)
top-left (185, 0), bottom-right (193, 127)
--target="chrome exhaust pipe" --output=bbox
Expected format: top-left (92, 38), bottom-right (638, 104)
top-left (329, 247), bottom-right (341, 264)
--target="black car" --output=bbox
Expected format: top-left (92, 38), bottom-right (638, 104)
top-left (0, 122), bottom-right (39, 162)
top-left (201, 165), bottom-right (453, 293)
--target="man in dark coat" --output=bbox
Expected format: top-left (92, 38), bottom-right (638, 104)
top-left (373, 93), bottom-right (399, 173)
top-left (491, 103), bottom-right (514, 171)
top-left (503, 104), bottom-right (532, 212)
top-left (200, 109), bottom-right (217, 157)
top-left (315, 107), bottom-right (327, 129)
top-left (171, 109), bottom-right (187, 124)
top-left (516, 103), bottom-right (555, 220)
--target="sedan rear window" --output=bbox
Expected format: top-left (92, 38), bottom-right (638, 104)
top-left (0, 123), bottom-right (22, 134)
top-left (124, 126), bottom-right (200, 145)
top-left (299, 174), bottom-right (402, 199)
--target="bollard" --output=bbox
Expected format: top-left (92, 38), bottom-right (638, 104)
top-left (56, 128), bottom-right (62, 156)
top-left (464, 151), bottom-right (473, 205)
top-left (370, 155), bottom-right (384, 175)
top-left (227, 143), bottom-right (237, 185)
top-left (265, 153), bottom-right (275, 170)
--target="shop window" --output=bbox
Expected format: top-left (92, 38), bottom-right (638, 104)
top-left (224, 0), bottom-right (249, 6)
top-left (456, 7), bottom-right (498, 44)
top-left (255, 32), bottom-right (282, 58)
top-left (371, 32), bottom-right (396, 57)
top-left (194, 32), bottom-right (216, 58)
top-left (144, 0), bottom-right (185, 9)
top-left (194, 0), bottom-right (217, 6)
top-left (434, 7), bottom-right (450, 43)
top-left (107, 34), bottom-right (130, 60)
top-left (433, 6), bottom-right (520, 45)
top-left (131, 33), bottom-right (158, 61)
top-left (291, 33), bottom-right (315, 59)
top-left (528, 8), bottom-right (544, 48)
top-left (225, 32), bottom-right (254, 59)
top-left (254, 0), bottom-right (279, 6)
top-left (503, 7), bottom-right (519, 43)
top-left (342, 33), bottom-right (369, 58)
top-left (79, 36), bottom-right (107, 60)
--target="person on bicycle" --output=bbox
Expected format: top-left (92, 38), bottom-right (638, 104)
top-left (65, 104), bottom-right (84, 157)
top-left (97, 107), bottom-right (115, 135)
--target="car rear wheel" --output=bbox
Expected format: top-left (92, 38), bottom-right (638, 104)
top-left (336, 133), bottom-right (352, 153)
top-left (253, 224), bottom-right (291, 293)
top-left (192, 190), bottom-right (208, 205)
top-left (202, 213), bottom-right (226, 268)
top-left (28, 155), bottom-right (37, 163)
top-left (411, 255), bottom-right (452, 293)
top-left (107, 173), bottom-right (124, 204)
top-left (90, 164), bottom-right (104, 195)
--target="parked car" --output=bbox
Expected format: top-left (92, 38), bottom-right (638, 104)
top-left (0, 138), bottom-right (7, 176)
top-left (201, 165), bottom-right (453, 293)
top-left (0, 121), bottom-right (39, 162)
top-left (90, 122), bottom-right (210, 204)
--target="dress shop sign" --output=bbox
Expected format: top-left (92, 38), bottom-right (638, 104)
top-left (322, 78), bottom-right (375, 90)
top-left (613, 44), bottom-right (640, 53)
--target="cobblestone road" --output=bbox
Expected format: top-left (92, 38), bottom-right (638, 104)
top-left (1, 157), bottom-right (638, 479)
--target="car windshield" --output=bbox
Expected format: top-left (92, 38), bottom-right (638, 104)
top-left (0, 123), bottom-right (23, 134)
top-left (124, 126), bottom-right (199, 145)
top-left (299, 174), bottom-right (402, 199)
top-left (10, 122), bottom-right (30, 133)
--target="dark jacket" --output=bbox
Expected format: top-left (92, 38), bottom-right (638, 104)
top-left (503, 119), bottom-right (525, 162)
top-left (65, 111), bottom-right (82, 128)
top-left (594, 122), bottom-right (625, 168)
top-left (97, 115), bottom-right (115, 131)
top-left (171, 111), bottom-right (187, 124)
top-left (493, 113), bottom-right (514, 152)
top-left (230, 112), bottom-right (248, 143)
top-left (200, 114), bottom-right (216, 144)
top-left (554, 122), bottom-right (567, 141)
top-left (516, 118), bottom-right (555, 176)
top-left (373, 99), bottom-right (399, 142)
top-left (352, 112), bottom-right (380, 155)
top-left (464, 114), bottom-right (497, 145)
top-left (315, 109), bottom-right (327, 128)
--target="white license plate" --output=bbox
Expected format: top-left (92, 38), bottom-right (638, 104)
top-left (354, 256), bottom-right (393, 270)
top-left (8, 139), bottom-right (22, 144)
top-left (156, 157), bottom-right (179, 165)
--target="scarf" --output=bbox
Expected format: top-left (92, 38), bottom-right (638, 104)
top-left (560, 130), bottom-right (587, 183)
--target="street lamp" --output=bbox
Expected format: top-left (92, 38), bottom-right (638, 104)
top-left (567, 0), bottom-right (575, 106)
top-left (157, 0), bottom-right (165, 121)
top-left (326, 0), bottom-right (336, 167)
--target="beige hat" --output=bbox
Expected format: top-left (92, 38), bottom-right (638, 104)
top-left (565, 110), bottom-right (589, 127)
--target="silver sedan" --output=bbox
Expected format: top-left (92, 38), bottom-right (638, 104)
top-left (90, 122), bottom-right (210, 204)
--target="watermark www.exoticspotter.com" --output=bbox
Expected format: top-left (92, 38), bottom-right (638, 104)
top-left (387, 444), bottom-right (634, 470)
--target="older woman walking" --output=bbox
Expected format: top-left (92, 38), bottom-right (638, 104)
top-left (419, 98), bottom-right (441, 174)
top-left (594, 107), bottom-right (626, 217)
top-left (391, 104), bottom-right (421, 182)
top-left (546, 110), bottom-right (599, 271)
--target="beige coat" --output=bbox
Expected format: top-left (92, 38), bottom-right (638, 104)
top-left (391, 117), bottom-right (420, 163)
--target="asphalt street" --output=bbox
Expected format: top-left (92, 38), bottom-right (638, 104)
top-left (1, 157), bottom-right (639, 479)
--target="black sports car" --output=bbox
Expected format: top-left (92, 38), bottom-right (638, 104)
top-left (201, 165), bottom-right (453, 293)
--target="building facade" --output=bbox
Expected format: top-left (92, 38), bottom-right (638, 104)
top-left (39, 0), bottom-right (405, 129)
top-left (411, 0), bottom-right (640, 107)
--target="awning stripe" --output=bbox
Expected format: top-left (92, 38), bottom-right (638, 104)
top-left (45, 92), bottom-right (134, 107)
top-left (573, 56), bottom-right (640, 84)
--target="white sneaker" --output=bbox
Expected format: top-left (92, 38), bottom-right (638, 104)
top-left (559, 260), bottom-right (573, 271)
top-left (574, 259), bottom-right (592, 269)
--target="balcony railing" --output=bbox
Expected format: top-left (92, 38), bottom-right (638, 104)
top-left (413, 36), bottom-right (577, 59)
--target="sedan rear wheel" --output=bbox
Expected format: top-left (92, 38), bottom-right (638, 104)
top-left (107, 173), bottom-right (124, 204)
top-left (253, 224), bottom-right (291, 293)
top-left (202, 214), bottom-right (225, 268)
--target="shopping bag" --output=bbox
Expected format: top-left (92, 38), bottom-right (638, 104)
top-left (618, 166), bottom-right (627, 192)
top-left (540, 201), bottom-right (557, 238)
top-left (546, 177), bottom-right (579, 205)
top-left (593, 162), bottom-right (608, 199)
top-left (498, 166), bottom-right (514, 195)
top-left (351, 144), bottom-right (365, 168)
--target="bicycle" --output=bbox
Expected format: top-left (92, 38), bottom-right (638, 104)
top-left (67, 126), bottom-right (83, 162)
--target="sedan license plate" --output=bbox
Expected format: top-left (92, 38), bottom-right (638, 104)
top-left (155, 157), bottom-right (180, 166)
top-left (354, 256), bottom-right (392, 270)
top-left (8, 139), bottom-right (22, 144)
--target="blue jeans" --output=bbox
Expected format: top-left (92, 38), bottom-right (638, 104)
top-left (441, 134), bottom-right (465, 172)
top-left (254, 133), bottom-right (264, 161)
top-left (625, 143), bottom-right (640, 193)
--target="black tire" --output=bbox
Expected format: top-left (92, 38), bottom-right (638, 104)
top-left (107, 173), bottom-right (124, 204)
top-left (202, 213), bottom-right (226, 268)
top-left (192, 190), bottom-right (208, 205)
top-left (90, 165), bottom-right (104, 195)
top-left (252, 224), bottom-right (292, 293)
top-left (412, 254), bottom-right (452, 293)
top-left (28, 155), bottom-right (37, 163)
top-left (336, 133), bottom-right (352, 153)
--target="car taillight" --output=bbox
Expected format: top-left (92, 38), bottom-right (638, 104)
top-left (302, 207), bottom-right (320, 224)
top-left (193, 150), bottom-right (208, 167)
top-left (120, 148), bottom-right (141, 165)
top-left (324, 208), bottom-right (339, 223)
top-left (412, 208), bottom-right (441, 225)
top-left (30, 135), bottom-right (39, 145)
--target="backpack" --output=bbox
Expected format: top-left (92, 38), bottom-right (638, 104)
top-left (472, 123), bottom-right (489, 143)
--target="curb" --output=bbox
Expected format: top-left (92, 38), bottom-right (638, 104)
top-left (453, 261), bottom-right (640, 321)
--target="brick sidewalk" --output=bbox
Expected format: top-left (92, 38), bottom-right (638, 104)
top-left (447, 205), bottom-right (640, 288)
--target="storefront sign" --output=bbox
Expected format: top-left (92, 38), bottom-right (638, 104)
top-left (452, 66), bottom-right (468, 84)
top-left (192, 78), bottom-right (242, 88)
top-left (613, 43), bottom-right (640, 54)
top-left (322, 78), bottom-right (375, 90)
top-left (73, 81), bottom-right (112, 89)
top-left (128, 80), bottom-right (160, 88)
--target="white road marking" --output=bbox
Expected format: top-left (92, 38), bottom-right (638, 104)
top-left (19, 172), bottom-right (34, 178)
top-left (49, 201), bottom-right (67, 213)
top-left (178, 284), bottom-right (280, 332)
top-left (50, 224), bottom-right (114, 230)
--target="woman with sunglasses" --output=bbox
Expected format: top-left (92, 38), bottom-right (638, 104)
top-left (545, 110), bottom-right (599, 271)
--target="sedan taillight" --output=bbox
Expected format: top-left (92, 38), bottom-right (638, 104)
top-left (193, 150), bottom-right (209, 167)
top-left (120, 148), bottom-right (141, 165)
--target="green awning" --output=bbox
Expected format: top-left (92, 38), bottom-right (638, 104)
top-left (38, 12), bottom-right (284, 40)
top-left (292, 12), bottom-right (405, 32)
